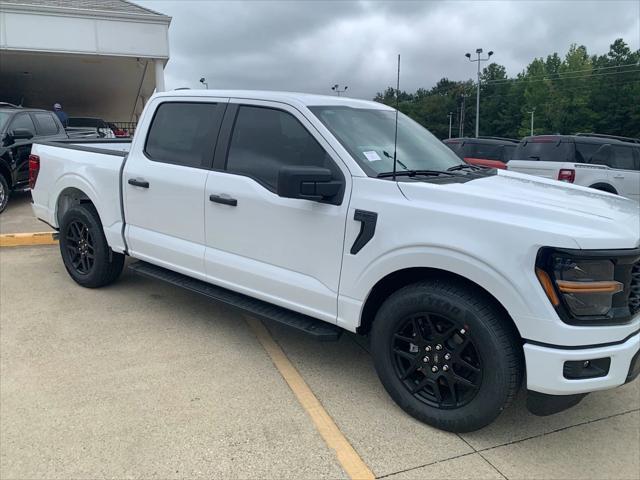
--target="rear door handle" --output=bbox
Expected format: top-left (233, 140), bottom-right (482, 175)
top-left (128, 178), bottom-right (149, 188)
top-left (613, 175), bottom-right (625, 179)
top-left (209, 194), bottom-right (237, 206)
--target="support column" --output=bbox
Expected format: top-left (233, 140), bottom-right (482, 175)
top-left (154, 59), bottom-right (165, 92)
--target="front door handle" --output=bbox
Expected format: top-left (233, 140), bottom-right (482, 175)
top-left (209, 194), bottom-right (237, 206)
top-left (128, 178), bottom-right (149, 188)
top-left (613, 175), bottom-right (625, 179)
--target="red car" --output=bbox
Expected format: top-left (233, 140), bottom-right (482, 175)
top-left (443, 137), bottom-right (518, 169)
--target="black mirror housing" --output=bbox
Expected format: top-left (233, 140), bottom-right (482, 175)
top-left (10, 128), bottom-right (34, 141)
top-left (277, 166), bottom-right (343, 204)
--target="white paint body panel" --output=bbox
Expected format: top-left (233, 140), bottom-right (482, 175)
top-left (31, 90), bottom-right (640, 398)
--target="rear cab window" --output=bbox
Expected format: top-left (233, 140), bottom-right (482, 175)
top-left (144, 102), bottom-right (225, 168)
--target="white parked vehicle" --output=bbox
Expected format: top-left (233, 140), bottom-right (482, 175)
top-left (507, 134), bottom-right (640, 202)
top-left (30, 91), bottom-right (640, 432)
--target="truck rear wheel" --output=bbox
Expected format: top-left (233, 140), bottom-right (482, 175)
top-left (371, 280), bottom-right (523, 432)
top-left (59, 204), bottom-right (124, 288)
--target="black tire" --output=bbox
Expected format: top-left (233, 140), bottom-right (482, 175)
top-left (371, 280), bottom-right (523, 432)
top-left (0, 174), bottom-right (9, 214)
top-left (59, 204), bottom-right (124, 288)
top-left (589, 183), bottom-right (617, 195)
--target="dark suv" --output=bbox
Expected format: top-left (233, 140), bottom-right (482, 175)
top-left (443, 137), bottom-right (519, 169)
top-left (0, 106), bottom-right (68, 213)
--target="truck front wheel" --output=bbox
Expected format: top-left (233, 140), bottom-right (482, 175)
top-left (371, 280), bottom-right (523, 432)
top-left (59, 204), bottom-right (124, 288)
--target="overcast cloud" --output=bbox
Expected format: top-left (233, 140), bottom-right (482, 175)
top-left (139, 0), bottom-right (640, 99)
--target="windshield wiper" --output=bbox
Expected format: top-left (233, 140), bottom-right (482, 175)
top-left (377, 169), bottom-right (457, 178)
top-left (447, 164), bottom-right (483, 172)
top-left (382, 150), bottom-right (409, 170)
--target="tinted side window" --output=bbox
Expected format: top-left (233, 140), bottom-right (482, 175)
top-left (34, 113), bottom-right (59, 135)
top-left (575, 143), bottom-right (599, 163)
top-left (8, 114), bottom-right (36, 136)
top-left (502, 144), bottom-right (516, 161)
top-left (145, 102), bottom-right (223, 168)
top-left (226, 106), bottom-right (336, 190)
top-left (611, 146), bottom-right (637, 170)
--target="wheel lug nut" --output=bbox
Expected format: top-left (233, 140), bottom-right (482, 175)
top-left (423, 356), bottom-right (430, 363)
top-left (443, 365), bottom-right (449, 372)
top-left (431, 366), bottom-right (439, 373)
top-left (425, 346), bottom-right (432, 352)
top-left (435, 344), bottom-right (442, 351)
top-left (444, 353), bottom-right (451, 360)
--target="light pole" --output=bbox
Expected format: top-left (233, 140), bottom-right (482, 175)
top-left (199, 77), bottom-right (208, 89)
top-left (447, 112), bottom-right (453, 138)
top-left (528, 109), bottom-right (535, 136)
top-left (465, 48), bottom-right (493, 138)
top-left (331, 84), bottom-right (348, 96)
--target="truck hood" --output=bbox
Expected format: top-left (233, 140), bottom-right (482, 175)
top-left (397, 169), bottom-right (640, 250)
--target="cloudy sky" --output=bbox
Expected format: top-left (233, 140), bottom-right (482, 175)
top-left (139, 0), bottom-right (639, 99)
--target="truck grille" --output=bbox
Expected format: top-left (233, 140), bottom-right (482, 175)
top-left (630, 262), bottom-right (640, 316)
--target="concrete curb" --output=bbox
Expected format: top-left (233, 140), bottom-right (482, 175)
top-left (0, 232), bottom-right (58, 247)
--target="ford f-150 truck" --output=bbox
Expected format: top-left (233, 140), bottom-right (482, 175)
top-left (30, 90), bottom-right (640, 432)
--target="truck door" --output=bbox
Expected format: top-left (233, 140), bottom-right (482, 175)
top-left (123, 98), bottom-right (227, 278)
top-left (608, 145), bottom-right (640, 201)
top-left (5, 112), bottom-right (37, 187)
top-left (203, 101), bottom-right (351, 323)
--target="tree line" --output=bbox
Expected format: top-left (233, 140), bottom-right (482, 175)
top-left (374, 39), bottom-right (640, 140)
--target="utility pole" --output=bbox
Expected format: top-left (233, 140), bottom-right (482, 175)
top-left (528, 109), bottom-right (535, 136)
top-left (465, 48), bottom-right (493, 138)
top-left (459, 95), bottom-right (467, 137)
top-left (331, 84), bottom-right (348, 96)
top-left (447, 112), bottom-right (453, 138)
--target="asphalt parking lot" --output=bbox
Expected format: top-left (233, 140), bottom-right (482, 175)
top-left (1, 194), bottom-right (639, 479)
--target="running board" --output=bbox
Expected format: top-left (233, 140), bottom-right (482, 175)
top-left (128, 261), bottom-right (342, 341)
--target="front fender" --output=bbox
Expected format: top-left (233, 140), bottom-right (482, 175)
top-left (338, 245), bottom-right (557, 338)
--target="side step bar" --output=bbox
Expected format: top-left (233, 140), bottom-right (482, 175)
top-left (128, 261), bottom-right (342, 341)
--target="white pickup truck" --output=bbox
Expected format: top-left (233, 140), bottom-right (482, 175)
top-left (507, 134), bottom-right (640, 202)
top-left (31, 90), bottom-right (640, 432)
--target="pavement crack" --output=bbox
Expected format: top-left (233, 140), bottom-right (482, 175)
top-left (375, 451), bottom-right (478, 479)
top-left (478, 408), bottom-right (640, 454)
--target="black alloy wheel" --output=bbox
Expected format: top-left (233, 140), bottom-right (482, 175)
top-left (65, 219), bottom-right (96, 275)
top-left (392, 313), bottom-right (482, 409)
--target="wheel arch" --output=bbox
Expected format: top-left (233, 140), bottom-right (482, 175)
top-left (55, 186), bottom-right (100, 228)
top-left (357, 267), bottom-right (522, 343)
top-left (588, 182), bottom-right (617, 194)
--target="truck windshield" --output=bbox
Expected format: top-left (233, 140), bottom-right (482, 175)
top-left (309, 106), bottom-right (463, 176)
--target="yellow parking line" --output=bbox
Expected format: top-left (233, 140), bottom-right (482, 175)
top-left (246, 316), bottom-right (375, 480)
top-left (0, 232), bottom-right (58, 247)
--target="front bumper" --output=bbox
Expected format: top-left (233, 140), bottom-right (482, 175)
top-left (524, 331), bottom-right (640, 395)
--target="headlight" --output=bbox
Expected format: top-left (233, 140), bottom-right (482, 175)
top-left (536, 247), bottom-right (640, 325)
top-left (552, 258), bottom-right (621, 316)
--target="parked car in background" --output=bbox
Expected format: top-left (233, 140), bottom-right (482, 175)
top-left (0, 105), bottom-right (67, 213)
top-left (30, 90), bottom-right (640, 432)
top-left (108, 123), bottom-right (131, 138)
top-left (443, 137), bottom-right (518, 169)
top-left (67, 117), bottom-right (116, 138)
top-left (507, 134), bottom-right (640, 202)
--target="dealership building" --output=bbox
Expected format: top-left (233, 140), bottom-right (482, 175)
top-left (0, 0), bottom-right (171, 122)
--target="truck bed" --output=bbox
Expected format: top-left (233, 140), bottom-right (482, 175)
top-left (30, 139), bottom-right (131, 253)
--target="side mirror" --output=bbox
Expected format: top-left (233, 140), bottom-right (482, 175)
top-left (10, 128), bottom-right (34, 141)
top-left (277, 166), bottom-right (342, 204)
